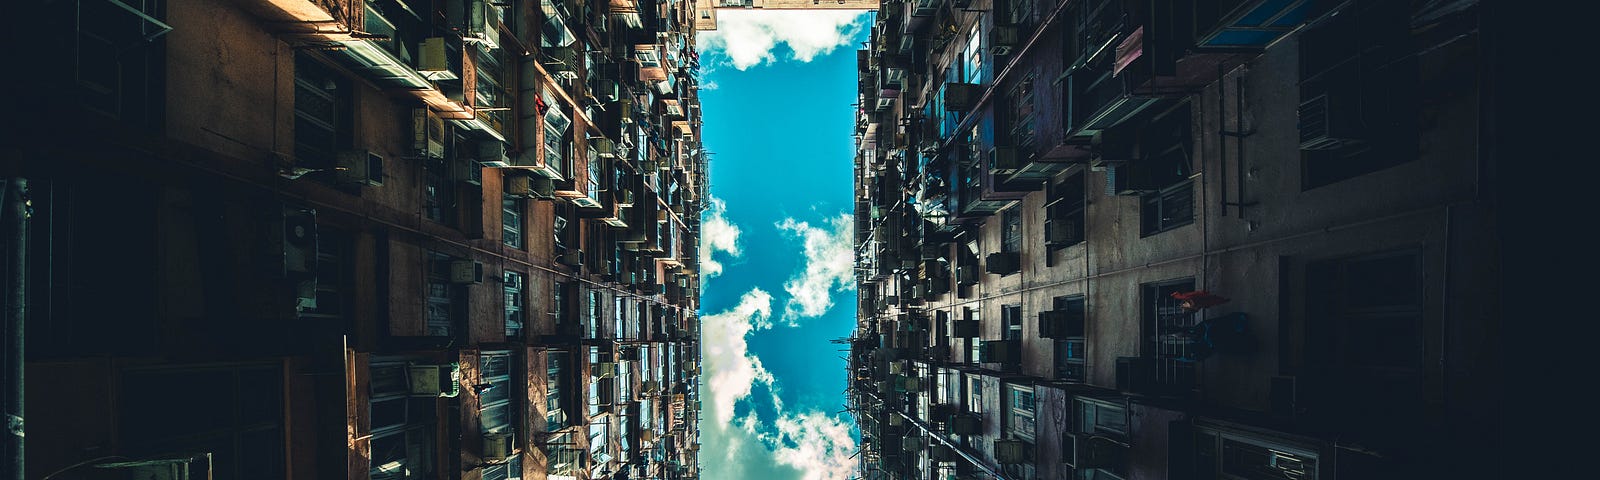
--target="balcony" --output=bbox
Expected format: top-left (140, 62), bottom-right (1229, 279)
top-left (1194, 0), bottom-right (1316, 49)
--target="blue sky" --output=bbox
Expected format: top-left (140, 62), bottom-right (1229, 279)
top-left (695, 9), bottom-right (873, 480)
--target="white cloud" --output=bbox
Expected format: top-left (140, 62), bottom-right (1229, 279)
top-left (702, 288), bottom-right (776, 426)
top-left (699, 197), bottom-right (742, 278)
top-left (700, 80), bottom-right (720, 91)
top-left (767, 411), bottom-right (859, 480)
top-left (701, 286), bottom-right (858, 480)
top-left (777, 214), bottom-right (857, 322)
top-left (696, 10), bottom-right (868, 70)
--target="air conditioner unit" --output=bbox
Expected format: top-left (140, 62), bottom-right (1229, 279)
top-left (450, 260), bottom-right (484, 284)
top-left (980, 339), bottom-right (1016, 364)
top-left (1046, 220), bottom-right (1081, 246)
top-left (899, 375), bottom-right (922, 392)
top-left (877, 380), bottom-right (894, 395)
top-left (1063, 433), bottom-right (1127, 469)
top-left (591, 361), bottom-right (617, 378)
top-left (505, 173), bottom-right (533, 197)
top-left (1090, 128), bottom-right (1137, 167)
top-left (642, 380), bottom-right (659, 394)
top-left (931, 444), bottom-right (958, 461)
top-left (455, 160), bottom-right (483, 185)
top-left (949, 413), bottom-right (982, 435)
top-left (985, 252), bottom-right (1020, 275)
top-left (1298, 92), bottom-right (1364, 151)
top-left (483, 432), bottom-right (514, 461)
top-left (558, 251), bottom-right (583, 267)
top-left (913, 284), bottom-right (927, 299)
top-left (990, 25), bottom-right (1020, 56)
top-left (1038, 310), bottom-right (1084, 338)
top-left (957, 265), bottom-right (979, 285)
top-left (901, 436), bottom-right (922, 452)
top-left (478, 140), bottom-right (510, 165)
top-left (592, 137), bottom-right (618, 157)
top-left (336, 150), bottom-right (384, 187)
top-left (991, 146), bottom-right (1020, 175)
top-left (417, 37), bottom-right (458, 81)
top-left (413, 109), bottom-right (447, 158)
top-left (460, 0), bottom-right (499, 50)
top-left (953, 319), bottom-right (980, 338)
top-left (270, 205), bottom-right (319, 278)
top-left (944, 82), bottom-right (980, 111)
top-left (1105, 163), bottom-right (1163, 196)
top-left (596, 78), bottom-right (620, 103)
top-left (530, 175), bottom-right (556, 199)
top-left (408, 363), bottom-right (462, 397)
top-left (1115, 356), bottom-right (1157, 394)
top-left (994, 439), bottom-right (1031, 464)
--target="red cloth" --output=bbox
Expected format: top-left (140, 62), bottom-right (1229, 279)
top-left (1170, 290), bottom-right (1230, 309)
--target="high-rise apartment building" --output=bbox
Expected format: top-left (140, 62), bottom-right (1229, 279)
top-left (5, 0), bottom-right (706, 478)
top-left (849, 1), bottom-right (1498, 479)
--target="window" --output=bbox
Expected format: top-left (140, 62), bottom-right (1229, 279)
top-left (503, 198), bottom-right (525, 249)
top-left (1053, 296), bottom-right (1087, 382)
top-left (1009, 73), bottom-right (1037, 157)
top-left (962, 23), bottom-right (983, 85)
top-left (543, 98), bottom-right (571, 177)
top-left (294, 54), bottom-right (351, 172)
top-left (1144, 278), bottom-right (1197, 388)
top-left (1195, 428), bottom-right (1319, 480)
top-left (553, 281), bottom-right (569, 330)
top-left (370, 361), bottom-right (437, 479)
top-left (1298, 1), bottom-right (1417, 189)
top-left (1142, 181), bottom-right (1194, 236)
top-left (1006, 0), bottom-right (1034, 28)
top-left (543, 431), bottom-right (583, 476)
top-left (1002, 208), bottom-right (1022, 253)
top-left (965, 308), bottom-right (982, 363)
top-left (1046, 172), bottom-right (1086, 251)
top-left (1005, 383), bottom-right (1036, 441)
top-left (475, 46), bottom-right (510, 135)
top-left (586, 289), bottom-right (603, 339)
top-left (967, 375), bottom-right (984, 414)
top-left (1306, 250), bottom-right (1423, 430)
top-left (1073, 397), bottom-right (1128, 437)
top-left (504, 271), bottom-right (526, 338)
top-left (118, 364), bottom-right (283, 479)
top-left (70, 0), bottom-right (168, 127)
top-left (553, 206), bottom-right (573, 255)
top-left (1138, 103), bottom-right (1195, 236)
top-left (586, 146), bottom-right (603, 203)
top-left (1002, 304), bottom-right (1022, 340)
top-left (545, 350), bottom-right (568, 430)
top-left (302, 227), bottom-right (350, 320)
top-left (424, 137), bottom-right (459, 224)
top-left (481, 456), bottom-right (522, 480)
top-left (425, 252), bottom-right (460, 337)
top-left (479, 351), bottom-right (516, 435)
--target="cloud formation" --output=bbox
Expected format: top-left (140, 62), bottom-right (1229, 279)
top-left (696, 10), bottom-right (868, 70)
top-left (765, 411), bottom-right (859, 480)
top-left (777, 214), bottom-right (857, 322)
top-left (702, 288), bottom-right (776, 425)
top-left (699, 197), bottom-right (742, 278)
top-left (701, 287), bottom-right (858, 480)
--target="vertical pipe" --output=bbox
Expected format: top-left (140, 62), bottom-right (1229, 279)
top-left (1218, 64), bottom-right (1228, 217)
top-left (1235, 76), bottom-right (1247, 212)
top-left (4, 177), bottom-right (27, 480)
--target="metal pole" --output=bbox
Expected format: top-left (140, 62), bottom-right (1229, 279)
top-left (4, 177), bottom-right (28, 480)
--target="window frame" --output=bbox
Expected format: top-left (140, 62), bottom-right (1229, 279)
top-left (1005, 383), bottom-right (1036, 441)
top-left (504, 271), bottom-right (526, 338)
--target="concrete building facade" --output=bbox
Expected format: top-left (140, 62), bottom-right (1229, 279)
top-left (6, 0), bottom-right (707, 479)
top-left (849, 0), bottom-right (1498, 479)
